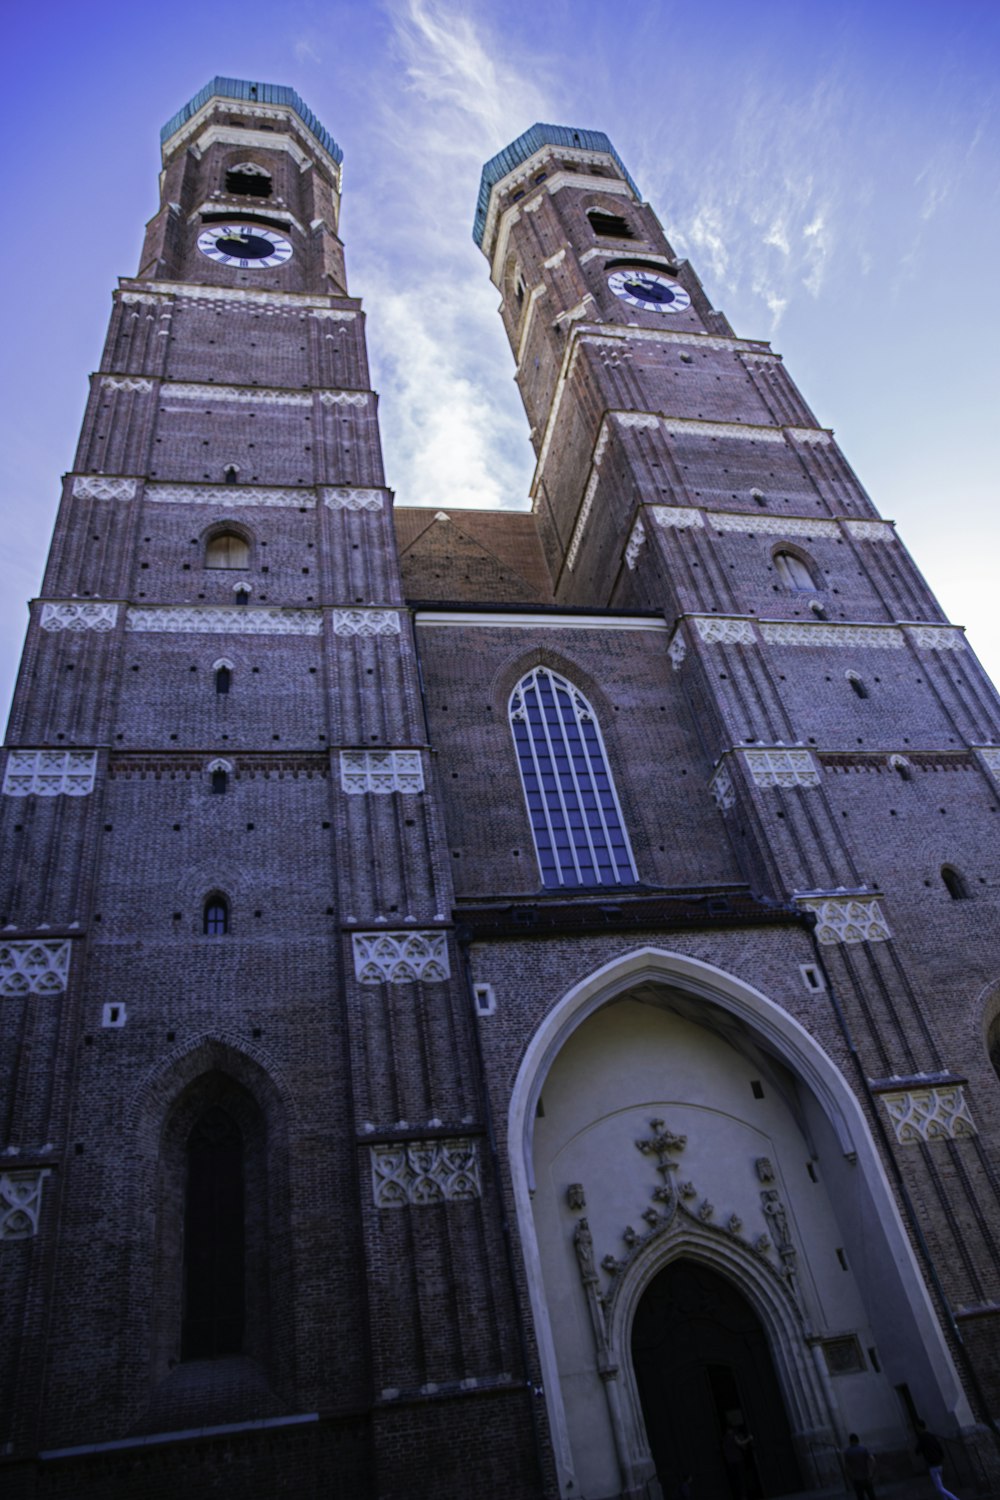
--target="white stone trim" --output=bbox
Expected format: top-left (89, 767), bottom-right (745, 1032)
top-left (163, 383), bottom-right (310, 406)
top-left (712, 512), bottom-right (839, 538)
top-left (744, 749), bottom-right (820, 788)
top-left (71, 476), bottom-right (137, 501)
top-left (796, 895), bottom-right (891, 945)
top-left (311, 309), bottom-right (356, 321)
top-left (515, 283), bottom-right (548, 369)
top-left (760, 622), bottom-right (905, 649)
top-left (566, 468), bottom-right (601, 571)
top-left (881, 1086), bottom-right (976, 1144)
top-left (624, 519), bottom-right (646, 570)
top-left (1, 1170), bottom-right (49, 1239)
top-left (352, 931), bottom-right (451, 984)
top-left (125, 605), bottom-right (321, 636)
top-left (331, 609), bottom-right (401, 637)
top-left (3, 750), bottom-right (97, 798)
top-left (651, 506), bottom-right (704, 531)
top-left (318, 391), bottom-right (369, 406)
top-left (975, 747), bottom-right (1000, 780)
top-left (414, 612), bottom-right (667, 633)
top-left (321, 488), bottom-right (384, 511)
top-left (844, 520), bottom-right (894, 541)
top-left (785, 427), bottom-right (833, 445)
top-left (907, 625), bottom-right (965, 651)
top-left (340, 750), bottom-right (424, 794)
top-left (0, 939), bottom-right (71, 995)
top-left (662, 417), bottom-right (784, 444)
top-left (39, 602), bottom-right (118, 633)
top-left (146, 483), bottom-right (311, 508)
top-left (371, 1138), bottom-right (481, 1206)
top-left (709, 763), bottom-right (735, 811)
top-left (119, 279), bottom-right (349, 314)
top-left (693, 617), bottom-right (756, 645)
top-left (162, 96), bottom-right (342, 183)
top-left (543, 248), bottom-right (566, 269)
top-left (668, 632), bottom-right (687, 671)
top-left (101, 377), bottom-right (152, 393)
top-left (581, 328), bottom-right (775, 357)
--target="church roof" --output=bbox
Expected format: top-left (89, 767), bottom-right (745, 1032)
top-left (473, 124), bottom-right (640, 247)
top-left (161, 77), bottom-right (343, 163)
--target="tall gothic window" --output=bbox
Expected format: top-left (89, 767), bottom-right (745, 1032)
top-left (181, 1105), bottom-right (246, 1360)
top-left (510, 667), bottom-right (637, 888)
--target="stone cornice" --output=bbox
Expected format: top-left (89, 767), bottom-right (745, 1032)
top-left (117, 278), bottom-right (358, 315)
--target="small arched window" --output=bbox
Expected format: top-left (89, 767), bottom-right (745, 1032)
top-left (205, 530), bottom-right (250, 570)
top-left (941, 866), bottom-right (970, 901)
top-left (203, 894), bottom-right (229, 935)
top-left (211, 768), bottom-right (228, 795)
top-left (846, 671), bottom-right (868, 699)
top-left (225, 162), bottom-right (272, 199)
top-left (224, 464), bottom-right (240, 485)
top-left (510, 667), bottom-right (637, 888)
top-left (588, 208), bottom-right (634, 239)
top-left (215, 664), bottom-right (232, 695)
top-left (774, 550), bottom-right (816, 593)
top-left (889, 754), bottom-right (911, 781)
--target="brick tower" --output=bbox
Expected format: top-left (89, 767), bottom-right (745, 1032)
top-left (3, 92), bottom-right (1000, 1500)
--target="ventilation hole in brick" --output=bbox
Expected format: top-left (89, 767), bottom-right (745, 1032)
top-left (750, 1080), bottom-right (765, 1099)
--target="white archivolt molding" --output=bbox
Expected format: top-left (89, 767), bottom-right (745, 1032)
top-left (506, 946), bottom-right (972, 1498)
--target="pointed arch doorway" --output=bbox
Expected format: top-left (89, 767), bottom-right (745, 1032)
top-left (632, 1258), bottom-right (802, 1499)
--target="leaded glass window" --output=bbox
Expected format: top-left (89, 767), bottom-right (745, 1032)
top-left (509, 667), bottom-right (637, 888)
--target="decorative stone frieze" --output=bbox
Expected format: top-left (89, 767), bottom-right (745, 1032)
top-left (651, 506), bottom-right (703, 530)
top-left (340, 750), bottom-right (424, 794)
top-left (322, 488), bottom-right (384, 511)
top-left (712, 512), bottom-right (838, 538)
top-left (311, 309), bottom-right (356, 320)
top-left (146, 483), bottom-right (311, 508)
top-left (796, 895), bottom-right (891, 945)
top-left (709, 764), bottom-right (735, 812)
top-left (845, 520), bottom-right (894, 541)
top-left (126, 606), bottom-right (322, 636)
top-left (881, 1086), bottom-right (976, 1143)
top-left (661, 418), bottom-right (785, 443)
top-left (40, 602), bottom-right (118, 632)
top-left (0, 940), bottom-right (71, 995)
top-left (318, 391), bottom-right (369, 406)
top-left (1, 1170), bottom-right (49, 1240)
top-left (744, 749), bottom-right (820, 788)
top-left (371, 1138), bottom-right (481, 1207)
top-left (785, 427), bottom-right (832, 445)
top-left (566, 469), bottom-right (600, 570)
top-left (694, 617), bottom-right (755, 645)
top-left (614, 412), bottom-right (659, 430)
top-left (352, 932), bottom-right (450, 984)
top-left (668, 632), bottom-right (687, 671)
top-left (120, 291), bottom-right (172, 306)
top-left (120, 279), bottom-right (347, 314)
top-left (760, 622), bottom-right (904, 649)
top-left (71, 476), bottom-right (137, 501)
top-left (101, 377), bottom-right (152, 393)
top-left (331, 609), bottom-right (401, 637)
top-left (3, 750), bottom-right (98, 798)
top-left (624, 519), bottom-right (646, 570)
top-left (164, 383), bottom-right (311, 406)
top-left (907, 625), bottom-right (965, 651)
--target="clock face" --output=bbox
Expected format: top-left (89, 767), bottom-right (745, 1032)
top-left (608, 269), bottom-right (691, 313)
top-left (197, 223), bottom-right (293, 269)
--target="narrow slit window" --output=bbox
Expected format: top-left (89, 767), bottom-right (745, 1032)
top-left (215, 665), bottom-right (232, 695)
top-left (182, 1105), bottom-right (245, 1359)
top-left (941, 865), bottom-right (970, 901)
top-left (509, 667), bottom-right (637, 888)
top-left (846, 672), bottom-right (868, 699)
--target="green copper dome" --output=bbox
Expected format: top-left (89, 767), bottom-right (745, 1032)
top-left (161, 77), bottom-right (342, 164)
top-left (474, 124), bottom-right (640, 248)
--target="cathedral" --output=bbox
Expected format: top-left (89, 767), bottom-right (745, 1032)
top-left (2, 76), bottom-right (1000, 1500)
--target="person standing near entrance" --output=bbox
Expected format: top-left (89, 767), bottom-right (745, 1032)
top-left (914, 1421), bottom-right (961, 1500)
top-left (843, 1434), bottom-right (877, 1500)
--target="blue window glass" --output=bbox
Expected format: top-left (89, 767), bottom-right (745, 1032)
top-left (509, 668), bottom-right (637, 888)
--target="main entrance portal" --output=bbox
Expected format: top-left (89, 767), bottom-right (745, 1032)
top-left (631, 1259), bottom-right (802, 1499)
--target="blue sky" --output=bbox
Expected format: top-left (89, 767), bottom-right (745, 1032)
top-left (2, 0), bottom-right (999, 721)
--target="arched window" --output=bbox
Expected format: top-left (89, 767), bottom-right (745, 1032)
top-left (225, 162), bottom-right (272, 198)
top-left (234, 586), bottom-right (251, 606)
top-left (941, 865), bottom-right (970, 901)
top-left (588, 208), bottom-right (634, 239)
top-left (509, 667), bottom-right (637, 888)
top-left (846, 671), bottom-right (868, 700)
top-left (774, 550), bottom-right (816, 593)
top-left (215, 664), bottom-right (232, 695)
top-left (203, 894), bottom-right (229, 935)
top-left (205, 530), bottom-right (250, 570)
top-left (224, 464), bottom-right (240, 485)
top-left (211, 768), bottom-right (228, 795)
top-left (182, 1105), bottom-right (245, 1360)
